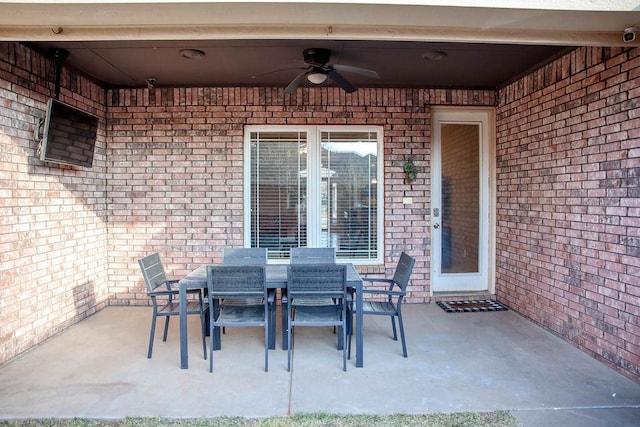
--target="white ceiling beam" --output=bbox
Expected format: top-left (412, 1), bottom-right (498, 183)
top-left (0, 2), bottom-right (638, 46)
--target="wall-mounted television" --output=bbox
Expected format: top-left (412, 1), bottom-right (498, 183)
top-left (40, 98), bottom-right (99, 168)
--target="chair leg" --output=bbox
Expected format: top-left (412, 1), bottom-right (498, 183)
top-left (268, 300), bottom-right (276, 350)
top-left (163, 316), bottom-right (170, 341)
top-left (209, 311), bottom-right (215, 373)
top-left (346, 292), bottom-right (354, 335)
top-left (347, 306), bottom-right (354, 360)
top-left (200, 308), bottom-right (207, 360)
top-left (212, 299), bottom-right (222, 350)
top-left (204, 306), bottom-right (211, 336)
top-left (213, 326), bottom-right (222, 350)
top-left (147, 313), bottom-right (157, 358)
top-left (398, 312), bottom-right (408, 358)
top-left (390, 315), bottom-right (398, 341)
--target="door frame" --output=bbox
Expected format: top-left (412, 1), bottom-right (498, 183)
top-left (430, 106), bottom-right (496, 295)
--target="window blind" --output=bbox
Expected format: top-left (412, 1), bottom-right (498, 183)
top-left (246, 127), bottom-right (382, 262)
top-left (321, 131), bottom-right (378, 260)
top-left (249, 132), bottom-right (307, 259)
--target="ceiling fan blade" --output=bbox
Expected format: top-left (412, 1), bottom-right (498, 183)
top-left (327, 70), bottom-right (356, 93)
top-left (252, 66), bottom-right (305, 80)
top-left (332, 64), bottom-right (380, 79)
top-left (284, 71), bottom-right (309, 94)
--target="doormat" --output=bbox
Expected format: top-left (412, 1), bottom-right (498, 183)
top-left (437, 299), bottom-right (508, 313)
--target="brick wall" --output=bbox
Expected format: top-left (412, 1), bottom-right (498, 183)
top-left (105, 87), bottom-right (496, 305)
top-left (0, 40), bottom-right (496, 365)
top-left (496, 46), bottom-right (640, 381)
top-left (3, 40), bottom-right (638, 383)
top-left (0, 42), bottom-right (109, 364)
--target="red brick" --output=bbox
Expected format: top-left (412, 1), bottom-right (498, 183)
top-left (497, 46), bottom-right (639, 382)
top-left (3, 41), bottom-right (639, 383)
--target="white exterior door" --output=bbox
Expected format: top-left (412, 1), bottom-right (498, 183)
top-left (431, 108), bottom-right (495, 294)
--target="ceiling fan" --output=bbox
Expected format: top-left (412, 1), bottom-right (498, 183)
top-left (284, 48), bottom-right (379, 94)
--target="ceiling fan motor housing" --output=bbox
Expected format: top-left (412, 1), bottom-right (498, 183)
top-left (303, 48), bottom-right (331, 67)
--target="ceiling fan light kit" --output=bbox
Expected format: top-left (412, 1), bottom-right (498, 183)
top-left (307, 72), bottom-right (328, 84)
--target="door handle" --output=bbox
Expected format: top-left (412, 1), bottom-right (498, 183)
top-left (434, 223), bottom-right (440, 229)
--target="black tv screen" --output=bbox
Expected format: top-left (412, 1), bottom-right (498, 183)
top-left (40, 98), bottom-right (99, 168)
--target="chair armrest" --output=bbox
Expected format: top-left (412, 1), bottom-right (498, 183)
top-left (361, 289), bottom-right (405, 297)
top-left (362, 277), bottom-right (394, 285)
top-left (267, 289), bottom-right (276, 304)
top-left (166, 280), bottom-right (200, 295)
top-left (148, 288), bottom-right (201, 296)
top-left (147, 290), bottom-right (180, 297)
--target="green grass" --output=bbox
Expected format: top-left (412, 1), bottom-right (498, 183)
top-left (0, 412), bottom-right (520, 427)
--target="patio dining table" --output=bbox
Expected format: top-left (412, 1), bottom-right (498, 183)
top-left (178, 263), bottom-right (364, 369)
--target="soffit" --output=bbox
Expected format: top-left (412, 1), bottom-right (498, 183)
top-left (2, 1), bottom-right (638, 90)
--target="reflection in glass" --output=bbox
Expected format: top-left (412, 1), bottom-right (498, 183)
top-left (249, 130), bottom-right (379, 261)
top-left (321, 131), bottom-right (378, 260)
top-left (250, 132), bottom-right (307, 259)
top-left (441, 124), bottom-right (479, 273)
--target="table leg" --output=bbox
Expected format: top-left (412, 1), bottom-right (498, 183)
top-left (179, 282), bottom-right (189, 369)
top-left (356, 280), bottom-right (363, 368)
top-left (281, 289), bottom-right (288, 350)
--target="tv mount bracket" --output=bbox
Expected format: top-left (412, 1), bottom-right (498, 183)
top-left (51, 48), bottom-right (69, 99)
top-left (35, 48), bottom-right (69, 146)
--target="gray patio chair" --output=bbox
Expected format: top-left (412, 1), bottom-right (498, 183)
top-left (349, 252), bottom-right (415, 358)
top-left (138, 253), bottom-right (207, 359)
top-left (287, 263), bottom-right (348, 371)
top-left (206, 264), bottom-right (269, 372)
top-left (289, 248), bottom-right (337, 305)
top-left (221, 247), bottom-right (276, 349)
top-left (290, 247), bottom-right (336, 264)
top-left (284, 247), bottom-right (339, 348)
top-left (222, 247), bottom-right (268, 306)
top-left (223, 247), bottom-right (268, 264)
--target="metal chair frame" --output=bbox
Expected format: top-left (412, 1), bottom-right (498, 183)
top-left (349, 252), bottom-right (416, 358)
top-left (287, 263), bottom-right (348, 372)
top-left (221, 247), bottom-right (276, 350)
top-left (207, 264), bottom-right (269, 372)
top-left (284, 247), bottom-right (339, 349)
top-left (138, 253), bottom-right (207, 359)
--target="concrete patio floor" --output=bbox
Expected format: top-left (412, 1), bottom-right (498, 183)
top-left (0, 304), bottom-right (639, 426)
